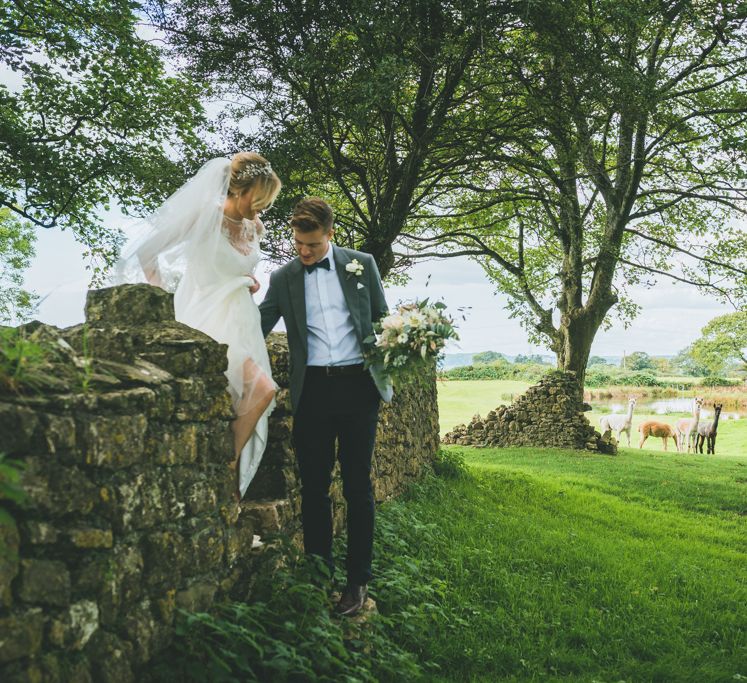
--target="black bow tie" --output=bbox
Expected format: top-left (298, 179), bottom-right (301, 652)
top-left (305, 257), bottom-right (331, 274)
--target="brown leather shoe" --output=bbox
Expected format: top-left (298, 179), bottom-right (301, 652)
top-left (334, 583), bottom-right (368, 617)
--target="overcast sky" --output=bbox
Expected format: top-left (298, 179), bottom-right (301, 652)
top-left (23, 214), bottom-right (734, 358)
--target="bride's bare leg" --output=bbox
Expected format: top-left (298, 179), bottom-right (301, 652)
top-left (229, 358), bottom-right (276, 501)
top-left (232, 384), bottom-right (275, 458)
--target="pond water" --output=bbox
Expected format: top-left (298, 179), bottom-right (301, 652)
top-left (590, 397), bottom-right (746, 420)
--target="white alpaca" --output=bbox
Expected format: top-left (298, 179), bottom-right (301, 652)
top-left (599, 396), bottom-right (637, 447)
top-left (675, 397), bottom-right (704, 453)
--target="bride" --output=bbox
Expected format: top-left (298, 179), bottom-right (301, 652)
top-left (113, 152), bottom-right (281, 500)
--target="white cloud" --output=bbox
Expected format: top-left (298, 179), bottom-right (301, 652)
top-left (627, 280), bottom-right (734, 311)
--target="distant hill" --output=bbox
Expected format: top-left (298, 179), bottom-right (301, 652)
top-left (440, 352), bottom-right (555, 369)
top-left (440, 352), bottom-right (671, 369)
top-left (439, 353), bottom-right (476, 370)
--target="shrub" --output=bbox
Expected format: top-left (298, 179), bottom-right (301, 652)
top-left (0, 453), bottom-right (25, 504)
top-left (440, 364), bottom-right (506, 380)
top-left (618, 371), bottom-right (664, 387)
top-left (432, 449), bottom-right (468, 479)
top-left (585, 368), bottom-right (665, 388)
top-left (0, 326), bottom-right (48, 393)
top-left (150, 542), bottom-right (423, 682)
top-left (439, 361), bottom-right (552, 383)
top-left (699, 376), bottom-right (739, 387)
top-left (0, 454), bottom-right (25, 572)
top-left (585, 368), bottom-right (614, 387)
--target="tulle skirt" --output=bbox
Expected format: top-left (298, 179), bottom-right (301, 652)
top-left (174, 273), bottom-right (276, 497)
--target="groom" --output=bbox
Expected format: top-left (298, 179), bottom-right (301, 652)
top-left (259, 197), bottom-right (393, 616)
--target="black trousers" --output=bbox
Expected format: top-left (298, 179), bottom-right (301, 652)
top-left (292, 368), bottom-right (381, 585)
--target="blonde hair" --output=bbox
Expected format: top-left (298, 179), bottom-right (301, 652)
top-left (229, 152), bottom-right (281, 211)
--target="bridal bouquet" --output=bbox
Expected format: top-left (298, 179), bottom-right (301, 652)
top-left (364, 299), bottom-right (459, 384)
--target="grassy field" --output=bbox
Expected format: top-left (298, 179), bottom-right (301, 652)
top-left (437, 378), bottom-right (747, 457)
top-left (162, 377), bottom-right (746, 682)
top-left (437, 378), bottom-right (531, 434)
top-left (369, 447), bottom-right (747, 681)
top-left (162, 447), bottom-right (747, 682)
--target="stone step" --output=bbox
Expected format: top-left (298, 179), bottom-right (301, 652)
top-left (240, 498), bottom-right (293, 537)
top-left (330, 593), bottom-right (378, 622)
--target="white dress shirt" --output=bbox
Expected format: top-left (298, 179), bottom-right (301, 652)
top-left (304, 242), bottom-right (364, 366)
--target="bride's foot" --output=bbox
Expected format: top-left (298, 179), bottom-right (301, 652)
top-left (228, 459), bottom-right (241, 503)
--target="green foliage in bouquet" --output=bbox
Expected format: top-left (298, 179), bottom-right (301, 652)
top-left (364, 299), bottom-right (459, 386)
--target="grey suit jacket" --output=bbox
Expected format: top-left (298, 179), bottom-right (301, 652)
top-left (259, 245), bottom-right (394, 415)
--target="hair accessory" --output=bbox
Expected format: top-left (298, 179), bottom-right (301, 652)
top-left (235, 161), bottom-right (273, 181)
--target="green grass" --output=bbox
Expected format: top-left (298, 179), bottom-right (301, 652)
top-left (371, 447), bottom-right (747, 682)
top-left (656, 375), bottom-right (699, 384)
top-left (437, 378), bottom-right (530, 434)
top-left (162, 379), bottom-right (746, 682)
top-left (159, 450), bottom-right (747, 682)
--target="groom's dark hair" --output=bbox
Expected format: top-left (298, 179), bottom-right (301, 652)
top-left (291, 197), bottom-right (334, 234)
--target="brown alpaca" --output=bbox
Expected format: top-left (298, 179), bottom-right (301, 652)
top-left (638, 420), bottom-right (680, 452)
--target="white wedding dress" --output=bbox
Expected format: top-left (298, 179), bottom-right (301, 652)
top-left (112, 158), bottom-right (276, 497)
top-left (177, 216), bottom-right (276, 495)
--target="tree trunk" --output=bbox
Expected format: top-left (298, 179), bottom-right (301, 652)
top-left (360, 237), bottom-right (396, 278)
top-left (555, 311), bottom-right (601, 388)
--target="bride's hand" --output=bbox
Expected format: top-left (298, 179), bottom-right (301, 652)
top-left (246, 275), bottom-right (261, 294)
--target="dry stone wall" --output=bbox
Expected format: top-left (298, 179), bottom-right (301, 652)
top-left (0, 284), bottom-right (439, 683)
top-left (442, 370), bottom-right (617, 455)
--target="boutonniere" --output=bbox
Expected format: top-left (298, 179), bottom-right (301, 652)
top-left (345, 259), bottom-right (364, 278)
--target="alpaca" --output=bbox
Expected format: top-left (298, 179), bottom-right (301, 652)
top-left (695, 404), bottom-right (723, 455)
top-left (675, 397), bottom-right (704, 453)
top-left (599, 396), bottom-right (637, 446)
top-left (638, 420), bottom-right (680, 452)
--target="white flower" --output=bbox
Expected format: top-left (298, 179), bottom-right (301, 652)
top-left (397, 332), bottom-right (409, 344)
top-left (345, 259), bottom-right (364, 276)
top-left (425, 307), bottom-right (442, 323)
top-left (382, 313), bottom-right (404, 330)
top-left (403, 311), bottom-right (425, 328)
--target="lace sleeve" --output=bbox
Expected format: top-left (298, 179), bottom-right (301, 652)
top-left (222, 217), bottom-right (261, 257)
top-left (254, 217), bottom-right (265, 239)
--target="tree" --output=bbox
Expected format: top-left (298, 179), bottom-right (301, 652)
top-left (671, 345), bottom-right (712, 377)
top-left (1, 1), bottom-right (207, 278)
top-left (588, 356), bottom-right (609, 366)
top-left (152, 0), bottom-right (747, 387)
top-left (401, 0), bottom-right (747, 384)
top-left (472, 350), bottom-right (506, 365)
top-left (148, 0), bottom-right (515, 273)
top-left (0, 210), bottom-right (37, 323)
top-left (651, 356), bottom-right (674, 375)
top-left (625, 351), bottom-right (655, 372)
top-left (691, 311), bottom-right (747, 375)
top-left (514, 353), bottom-right (546, 365)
